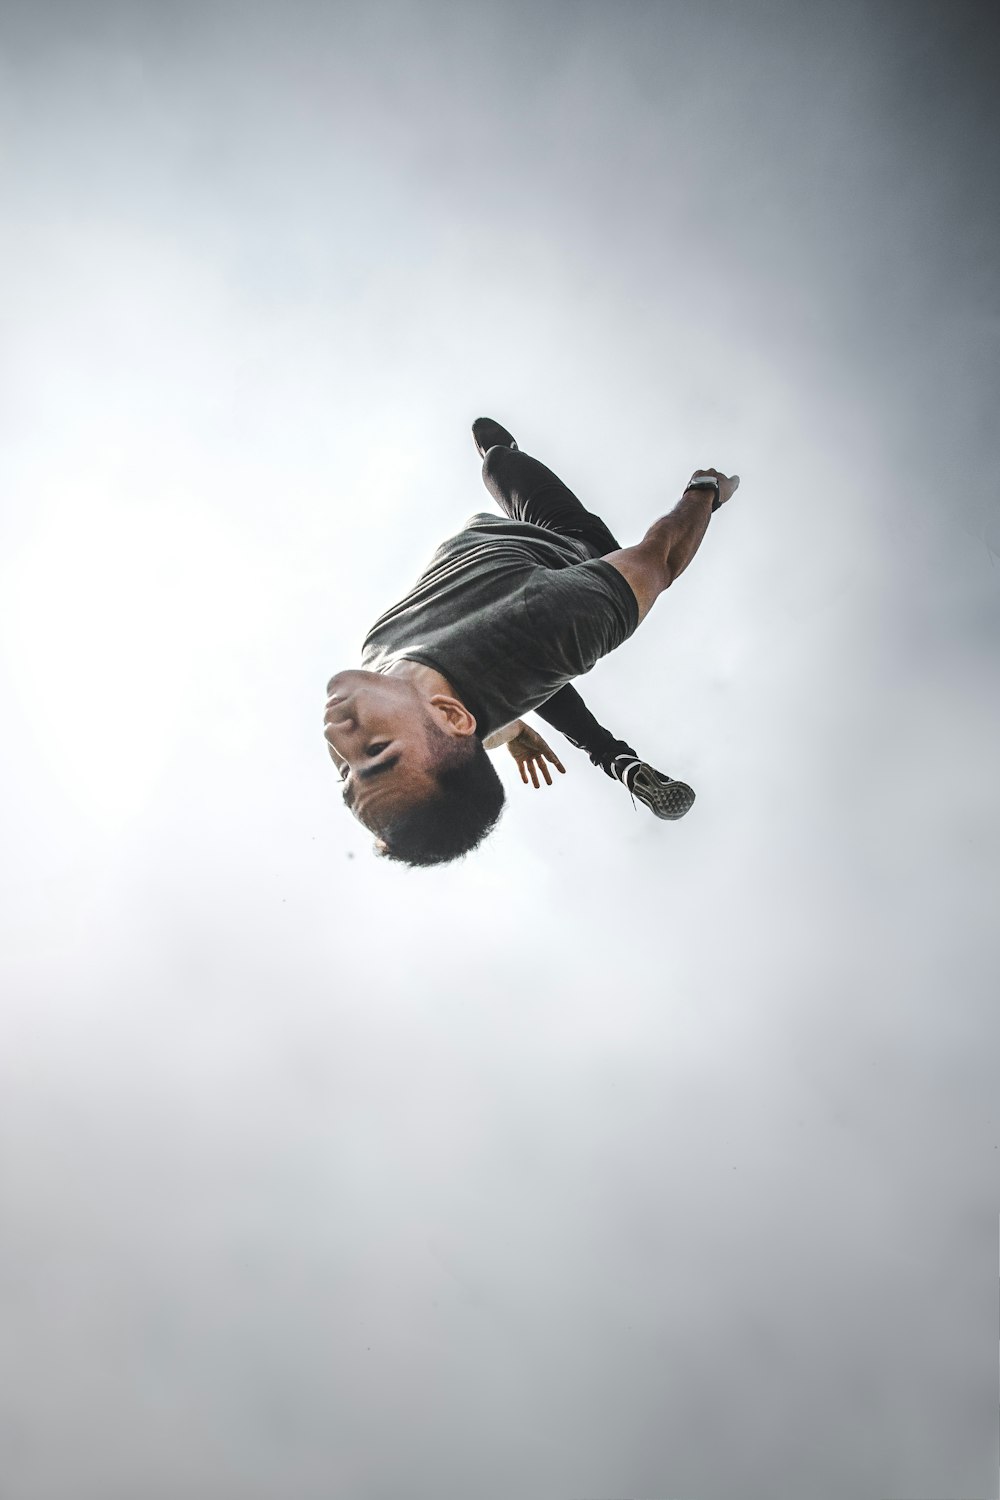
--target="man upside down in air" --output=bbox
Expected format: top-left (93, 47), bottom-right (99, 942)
top-left (324, 418), bottom-right (739, 866)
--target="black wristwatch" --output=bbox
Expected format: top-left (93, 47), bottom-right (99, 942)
top-left (685, 475), bottom-right (722, 511)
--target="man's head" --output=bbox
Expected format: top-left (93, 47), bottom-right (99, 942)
top-left (324, 669), bottom-right (505, 866)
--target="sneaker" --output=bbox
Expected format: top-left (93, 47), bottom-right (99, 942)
top-left (472, 417), bottom-right (518, 459)
top-left (609, 754), bottom-right (696, 821)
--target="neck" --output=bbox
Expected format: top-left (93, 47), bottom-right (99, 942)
top-left (385, 658), bottom-right (462, 701)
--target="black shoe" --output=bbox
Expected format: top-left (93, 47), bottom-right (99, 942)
top-left (472, 417), bottom-right (518, 459)
top-left (609, 754), bottom-right (696, 821)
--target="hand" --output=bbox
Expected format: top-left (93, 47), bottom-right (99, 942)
top-left (688, 468), bottom-right (740, 509)
top-left (506, 725), bottom-right (566, 789)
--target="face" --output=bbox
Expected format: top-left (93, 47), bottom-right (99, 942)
top-left (324, 670), bottom-right (443, 828)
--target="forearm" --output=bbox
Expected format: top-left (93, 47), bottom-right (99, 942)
top-left (482, 720), bottom-right (524, 751)
top-left (650, 486), bottom-right (715, 586)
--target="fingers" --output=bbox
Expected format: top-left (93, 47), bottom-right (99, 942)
top-left (689, 468), bottom-right (740, 508)
top-left (516, 750), bottom-right (567, 790)
top-left (691, 467), bottom-right (737, 486)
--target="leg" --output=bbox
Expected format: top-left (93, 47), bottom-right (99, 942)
top-left (535, 683), bottom-right (634, 767)
top-left (535, 683), bottom-right (694, 819)
top-left (481, 444), bottom-right (622, 558)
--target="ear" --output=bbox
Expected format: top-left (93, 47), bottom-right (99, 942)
top-left (428, 693), bottom-right (478, 738)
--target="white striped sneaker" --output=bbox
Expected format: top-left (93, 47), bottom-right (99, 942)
top-left (610, 755), bottom-right (696, 821)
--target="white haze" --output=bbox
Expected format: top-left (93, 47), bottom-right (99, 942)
top-left (1, 3), bottom-right (997, 1498)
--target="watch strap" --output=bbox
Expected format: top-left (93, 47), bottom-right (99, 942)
top-left (685, 474), bottom-right (722, 511)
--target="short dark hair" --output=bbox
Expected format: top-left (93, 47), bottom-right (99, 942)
top-left (369, 726), bottom-right (506, 868)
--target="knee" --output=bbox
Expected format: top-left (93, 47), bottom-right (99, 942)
top-left (481, 444), bottom-right (506, 479)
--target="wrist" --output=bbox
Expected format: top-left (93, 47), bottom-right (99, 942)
top-left (482, 720), bottom-right (523, 750)
top-left (684, 475), bottom-right (721, 513)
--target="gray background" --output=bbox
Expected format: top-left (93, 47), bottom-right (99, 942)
top-left (1, 2), bottom-right (998, 1497)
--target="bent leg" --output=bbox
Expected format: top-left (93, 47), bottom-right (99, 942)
top-left (535, 683), bottom-right (634, 767)
top-left (482, 445), bottom-right (621, 557)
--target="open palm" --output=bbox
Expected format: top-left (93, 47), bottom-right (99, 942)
top-left (506, 725), bottom-right (566, 789)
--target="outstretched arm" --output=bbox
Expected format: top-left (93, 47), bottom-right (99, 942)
top-left (603, 468), bottom-right (740, 624)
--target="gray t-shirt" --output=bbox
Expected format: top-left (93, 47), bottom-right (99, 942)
top-left (361, 513), bottom-right (639, 738)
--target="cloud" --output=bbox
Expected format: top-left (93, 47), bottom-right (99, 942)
top-left (1, 3), bottom-right (997, 1497)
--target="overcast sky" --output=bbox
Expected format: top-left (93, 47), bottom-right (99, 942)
top-left (1, 3), bottom-right (998, 1497)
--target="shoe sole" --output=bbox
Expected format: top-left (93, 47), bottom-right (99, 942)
top-left (472, 417), bottom-right (518, 459)
top-left (630, 765), bottom-right (696, 820)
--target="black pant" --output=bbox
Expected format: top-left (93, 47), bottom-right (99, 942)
top-left (480, 444), bottom-right (634, 769)
top-left (481, 444), bottom-right (622, 558)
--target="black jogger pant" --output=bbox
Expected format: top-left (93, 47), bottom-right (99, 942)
top-left (479, 443), bottom-right (635, 769)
